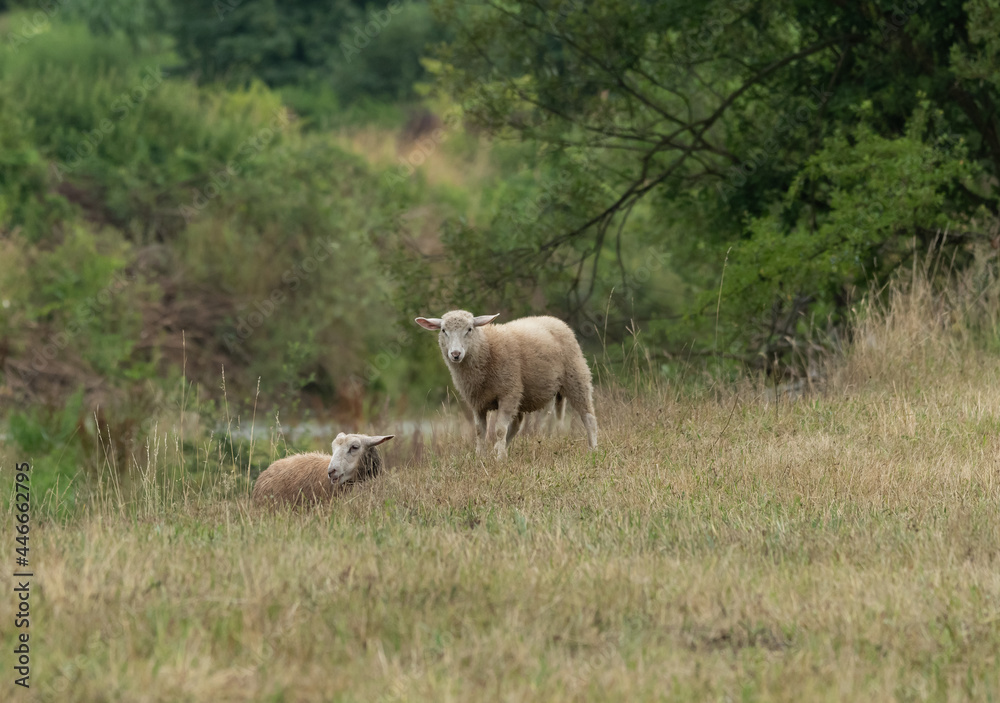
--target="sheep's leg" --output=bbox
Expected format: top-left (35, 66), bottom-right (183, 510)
top-left (474, 408), bottom-right (489, 456)
top-left (505, 412), bottom-right (524, 446)
top-left (492, 401), bottom-right (519, 460)
top-left (547, 393), bottom-right (566, 435)
top-left (565, 387), bottom-right (598, 450)
top-left (582, 412), bottom-right (598, 450)
top-left (540, 397), bottom-right (556, 435)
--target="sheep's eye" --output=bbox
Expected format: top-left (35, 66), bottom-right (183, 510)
top-left (466, 327), bottom-right (472, 335)
top-left (350, 444), bottom-right (360, 452)
top-left (442, 330), bottom-right (449, 337)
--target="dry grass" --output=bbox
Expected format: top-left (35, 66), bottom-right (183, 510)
top-left (334, 125), bottom-right (496, 192)
top-left (4, 273), bottom-right (1000, 702)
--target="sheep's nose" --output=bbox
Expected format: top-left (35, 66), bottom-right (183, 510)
top-left (451, 351), bottom-right (462, 360)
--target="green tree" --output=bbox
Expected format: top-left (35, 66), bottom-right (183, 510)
top-left (169, 0), bottom-right (358, 86)
top-left (428, 0), bottom-right (999, 365)
top-left (169, 0), bottom-right (447, 105)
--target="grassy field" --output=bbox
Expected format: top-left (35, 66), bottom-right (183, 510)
top-left (3, 279), bottom-right (1000, 702)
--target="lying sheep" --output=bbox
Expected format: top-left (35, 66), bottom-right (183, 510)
top-left (251, 433), bottom-right (394, 505)
top-left (415, 310), bottom-right (598, 459)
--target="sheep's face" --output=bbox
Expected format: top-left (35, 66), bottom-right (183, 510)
top-left (415, 310), bottom-right (499, 365)
top-left (327, 433), bottom-right (394, 486)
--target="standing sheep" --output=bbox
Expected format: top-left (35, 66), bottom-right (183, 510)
top-left (251, 433), bottom-right (394, 505)
top-left (414, 311), bottom-right (598, 459)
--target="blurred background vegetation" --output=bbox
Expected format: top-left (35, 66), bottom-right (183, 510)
top-left (1, 0), bottom-right (999, 500)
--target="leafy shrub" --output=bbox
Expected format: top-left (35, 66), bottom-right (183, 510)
top-left (169, 0), bottom-right (358, 86)
top-left (6, 389), bottom-right (86, 512)
top-left (716, 103), bottom-right (979, 364)
top-left (61, 0), bottom-right (174, 46)
top-left (0, 18), bottom-right (454, 477)
top-left (169, 0), bottom-right (446, 105)
top-left (331, 1), bottom-right (448, 104)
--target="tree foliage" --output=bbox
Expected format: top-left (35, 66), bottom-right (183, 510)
top-left (169, 0), bottom-right (446, 105)
top-left (428, 0), bottom-right (1000, 365)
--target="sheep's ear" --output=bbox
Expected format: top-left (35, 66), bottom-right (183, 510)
top-left (414, 317), bottom-right (443, 331)
top-left (473, 313), bottom-right (500, 327)
top-left (364, 435), bottom-right (394, 447)
top-left (335, 432), bottom-right (346, 440)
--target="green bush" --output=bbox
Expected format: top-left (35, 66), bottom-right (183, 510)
top-left (169, 0), bottom-right (446, 105)
top-left (718, 103), bottom-right (978, 349)
top-left (0, 18), bottom-right (456, 477)
top-left (6, 389), bottom-right (86, 513)
top-left (61, 0), bottom-right (173, 43)
top-left (331, 1), bottom-right (448, 104)
top-left (169, 0), bottom-right (358, 87)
